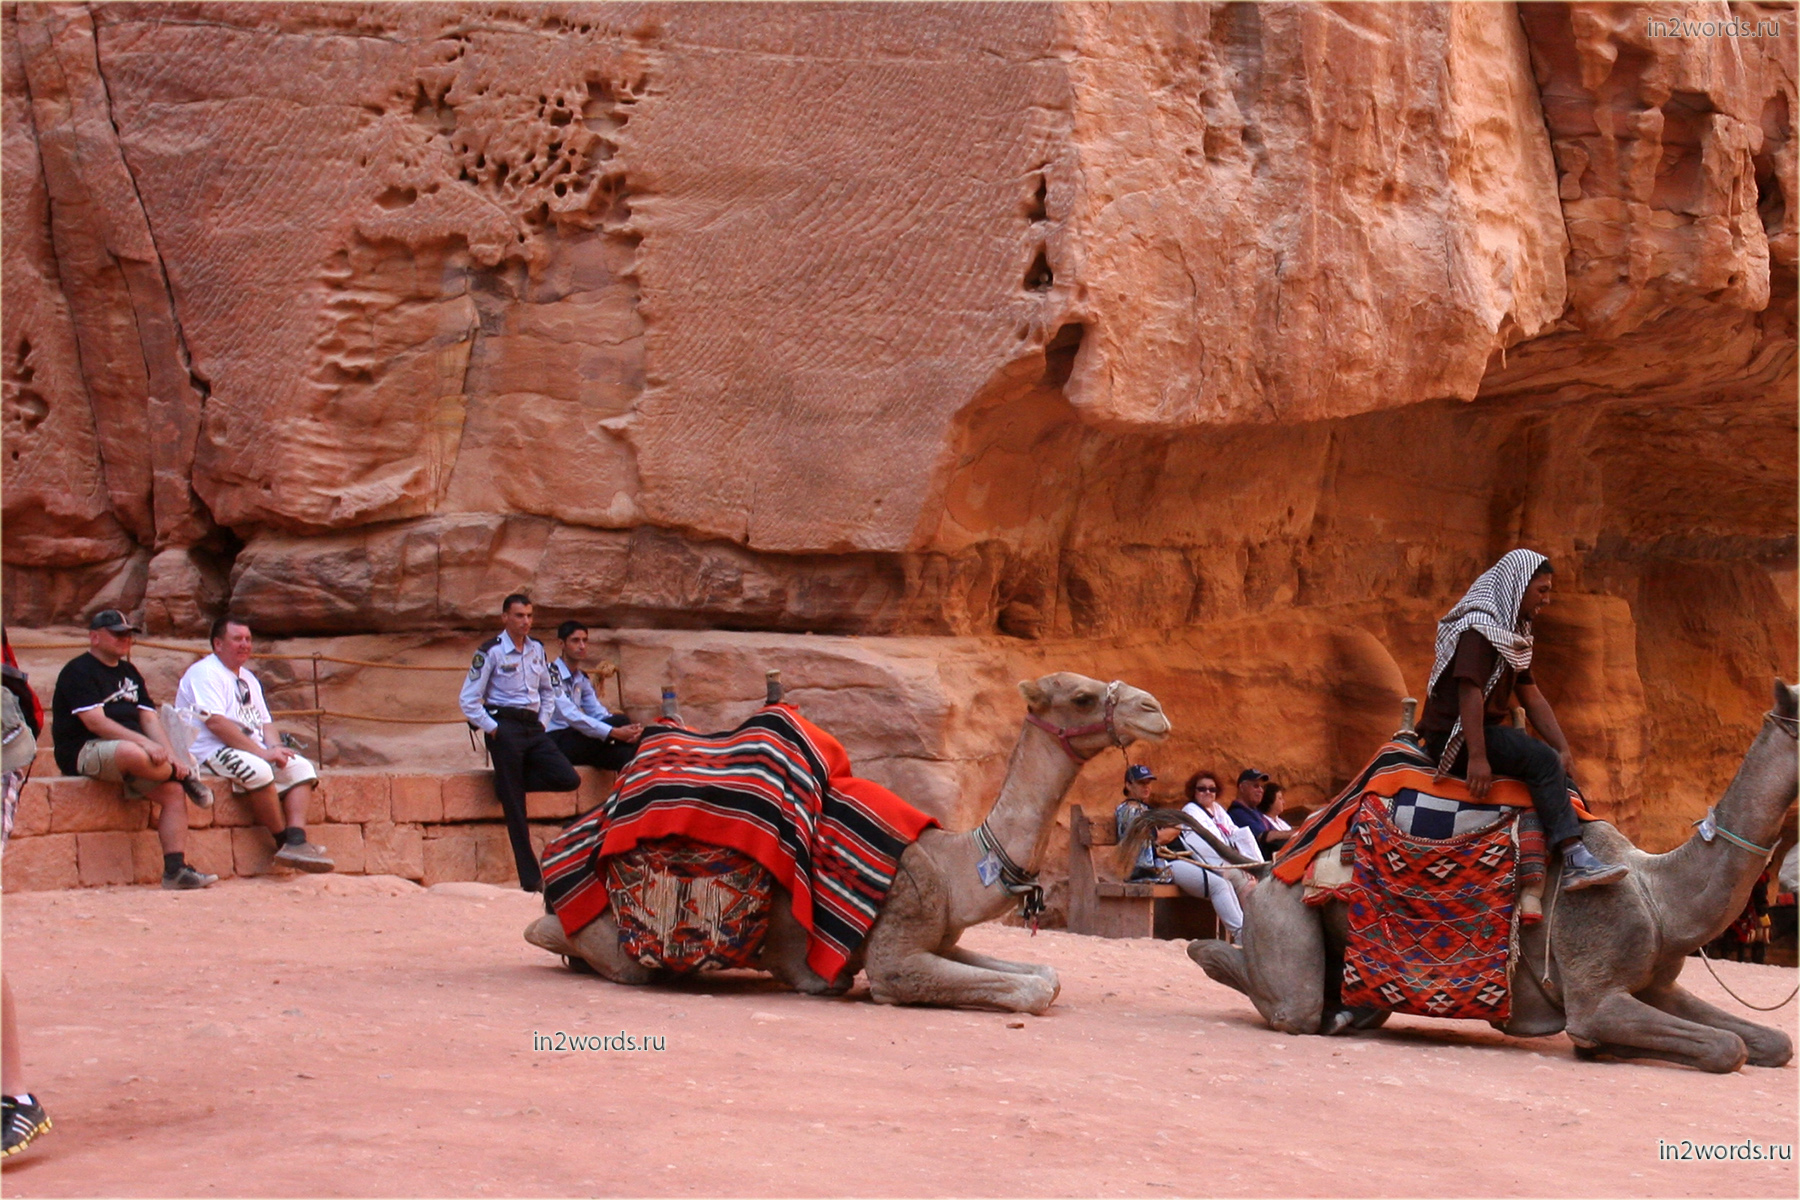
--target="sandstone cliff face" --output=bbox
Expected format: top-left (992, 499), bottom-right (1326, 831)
top-left (5, 2), bottom-right (1795, 854)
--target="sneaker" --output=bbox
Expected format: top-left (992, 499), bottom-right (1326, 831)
top-left (273, 841), bottom-right (334, 874)
top-left (176, 770), bottom-right (213, 809)
top-left (1561, 842), bottom-right (1628, 891)
top-left (161, 865), bottom-right (219, 890)
top-left (2, 1094), bottom-right (52, 1157)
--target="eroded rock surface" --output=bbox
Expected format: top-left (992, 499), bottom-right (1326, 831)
top-left (4, 2), bottom-right (1794, 852)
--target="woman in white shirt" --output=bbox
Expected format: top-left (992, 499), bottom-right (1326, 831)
top-left (1167, 770), bottom-right (1262, 939)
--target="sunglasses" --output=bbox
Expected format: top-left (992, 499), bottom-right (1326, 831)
top-left (1193, 784), bottom-right (1218, 794)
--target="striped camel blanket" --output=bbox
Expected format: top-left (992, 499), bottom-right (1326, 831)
top-left (541, 704), bottom-right (937, 982)
top-left (1272, 739), bottom-right (1592, 887)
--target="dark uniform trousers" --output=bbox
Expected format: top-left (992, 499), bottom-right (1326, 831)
top-left (485, 707), bottom-right (580, 891)
top-left (1427, 723), bottom-right (1584, 847)
top-left (549, 727), bottom-right (636, 774)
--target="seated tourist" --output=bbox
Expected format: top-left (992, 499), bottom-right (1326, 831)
top-left (545, 621), bottom-right (643, 774)
top-left (1166, 771), bottom-right (1263, 940)
top-left (1254, 781), bottom-right (1296, 855)
top-left (176, 616), bottom-right (333, 874)
top-left (1226, 767), bottom-right (1273, 844)
top-left (51, 611), bottom-right (215, 890)
top-left (1114, 764), bottom-right (1175, 882)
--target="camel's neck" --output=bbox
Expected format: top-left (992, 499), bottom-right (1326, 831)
top-left (1644, 720), bottom-right (1797, 949)
top-left (980, 722), bottom-right (1086, 874)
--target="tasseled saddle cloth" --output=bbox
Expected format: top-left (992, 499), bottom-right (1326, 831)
top-left (542, 704), bottom-right (937, 980)
top-left (1273, 740), bottom-right (1594, 1022)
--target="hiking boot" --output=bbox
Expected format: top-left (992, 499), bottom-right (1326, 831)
top-left (1, 1094), bottom-right (51, 1157)
top-left (273, 841), bottom-right (334, 874)
top-left (1561, 842), bottom-right (1628, 891)
top-left (177, 771), bottom-right (213, 809)
top-left (161, 865), bottom-right (219, 890)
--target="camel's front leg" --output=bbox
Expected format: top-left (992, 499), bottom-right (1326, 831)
top-left (938, 944), bottom-right (1060, 998)
top-left (1640, 981), bottom-right (1794, 1068)
top-left (1565, 989), bottom-right (1749, 1073)
top-left (867, 951), bottom-right (1059, 1014)
top-left (756, 887), bottom-right (848, 995)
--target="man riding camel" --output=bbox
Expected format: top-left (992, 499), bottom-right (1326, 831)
top-left (1415, 549), bottom-right (1626, 891)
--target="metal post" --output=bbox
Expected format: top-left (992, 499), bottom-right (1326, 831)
top-left (311, 653), bottom-right (323, 763)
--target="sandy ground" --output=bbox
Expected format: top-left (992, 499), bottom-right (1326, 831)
top-left (1, 875), bottom-right (1795, 1199)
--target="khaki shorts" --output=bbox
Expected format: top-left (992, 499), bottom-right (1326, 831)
top-left (75, 739), bottom-right (161, 800)
top-left (202, 746), bottom-right (318, 795)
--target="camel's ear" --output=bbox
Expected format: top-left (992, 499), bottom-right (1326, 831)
top-left (1776, 679), bottom-right (1796, 719)
top-left (1018, 678), bottom-right (1050, 712)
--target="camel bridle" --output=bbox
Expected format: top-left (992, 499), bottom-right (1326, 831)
top-left (1024, 680), bottom-right (1128, 763)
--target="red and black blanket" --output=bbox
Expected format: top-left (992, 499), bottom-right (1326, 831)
top-left (541, 704), bottom-right (938, 982)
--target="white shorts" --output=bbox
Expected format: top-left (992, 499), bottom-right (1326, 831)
top-left (202, 747), bottom-right (318, 794)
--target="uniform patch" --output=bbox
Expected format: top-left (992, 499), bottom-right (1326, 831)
top-left (468, 651), bottom-right (487, 680)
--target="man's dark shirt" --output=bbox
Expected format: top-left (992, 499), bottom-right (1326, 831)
top-left (1417, 629), bottom-right (1535, 741)
top-left (52, 652), bottom-right (154, 775)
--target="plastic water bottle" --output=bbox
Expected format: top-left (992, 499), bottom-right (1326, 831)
top-left (660, 687), bottom-right (679, 720)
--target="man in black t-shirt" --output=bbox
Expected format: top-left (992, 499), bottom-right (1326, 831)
top-left (1417, 553), bottom-right (1626, 891)
top-left (51, 611), bottom-right (216, 890)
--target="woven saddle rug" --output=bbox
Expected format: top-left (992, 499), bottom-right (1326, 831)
top-left (1273, 738), bottom-right (1590, 887)
top-left (542, 704), bottom-right (937, 981)
top-left (606, 836), bottom-right (775, 972)
top-left (1338, 794), bottom-right (1518, 1021)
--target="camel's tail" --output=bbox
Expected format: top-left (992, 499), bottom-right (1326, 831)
top-left (1116, 808), bottom-right (1269, 879)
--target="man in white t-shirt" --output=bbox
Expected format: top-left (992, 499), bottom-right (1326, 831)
top-left (176, 617), bottom-right (333, 873)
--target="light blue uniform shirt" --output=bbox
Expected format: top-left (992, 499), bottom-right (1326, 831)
top-left (458, 633), bottom-right (556, 734)
top-left (546, 658), bottom-right (621, 739)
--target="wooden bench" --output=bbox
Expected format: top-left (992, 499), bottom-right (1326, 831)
top-left (1066, 804), bottom-right (1219, 940)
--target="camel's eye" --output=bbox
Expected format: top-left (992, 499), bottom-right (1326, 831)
top-left (1074, 693), bottom-right (1098, 708)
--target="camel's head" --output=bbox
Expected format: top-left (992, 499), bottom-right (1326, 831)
top-left (1017, 672), bottom-right (1171, 759)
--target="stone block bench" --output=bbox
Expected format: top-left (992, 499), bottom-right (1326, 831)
top-left (1, 763), bottom-right (615, 893)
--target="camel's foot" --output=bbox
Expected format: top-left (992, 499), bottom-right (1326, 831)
top-left (1743, 1028), bottom-right (1794, 1069)
top-left (524, 914), bottom-right (574, 957)
top-left (866, 954), bottom-right (1058, 1014)
top-left (1324, 1006), bottom-right (1388, 1036)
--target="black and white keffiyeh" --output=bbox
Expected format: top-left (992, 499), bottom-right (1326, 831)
top-left (1429, 548), bottom-right (1549, 772)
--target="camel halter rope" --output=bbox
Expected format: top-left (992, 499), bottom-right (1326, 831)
top-left (973, 681), bottom-right (1129, 931)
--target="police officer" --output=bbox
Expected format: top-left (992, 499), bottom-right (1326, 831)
top-left (546, 620), bottom-right (644, 773)
top-left (457, 593), bottom-right (579, 891)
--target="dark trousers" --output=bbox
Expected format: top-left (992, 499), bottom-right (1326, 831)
top-left (486, 712), bottom-right (580, 891)
top-left (549, 727), bottom-right (636, 773)
top-left (1428, 723), bottom-right (1584, 846)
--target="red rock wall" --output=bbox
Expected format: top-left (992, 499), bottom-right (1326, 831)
top-left (4, 2), bottom-right (1795, 851)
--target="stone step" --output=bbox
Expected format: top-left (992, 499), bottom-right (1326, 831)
top-left (2, 767), bottom-right (614, 893)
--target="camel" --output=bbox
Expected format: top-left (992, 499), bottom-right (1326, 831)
top-left (524, 671), bottom-right (1170, 1013)
top-left (1189, 680), bottom-right (1798, 1073)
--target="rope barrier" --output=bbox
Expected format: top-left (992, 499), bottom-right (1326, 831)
top-left (14, 640), bottom-right (464, 671)
top-left (269, 708), bottom-right (471, 726)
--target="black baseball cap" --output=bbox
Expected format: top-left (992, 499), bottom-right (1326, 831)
top-left (1237, 767), bottom-right (1269, 784)
top-left (1125, 764), bottom-right (1156, 783)
top-left (88, 609), bottom-right (141, 634)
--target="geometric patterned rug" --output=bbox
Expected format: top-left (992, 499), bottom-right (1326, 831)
top-left (1340, 793), bottom-right (1517, 1021)
top-left (606, 836), bottom-right (776, 972)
